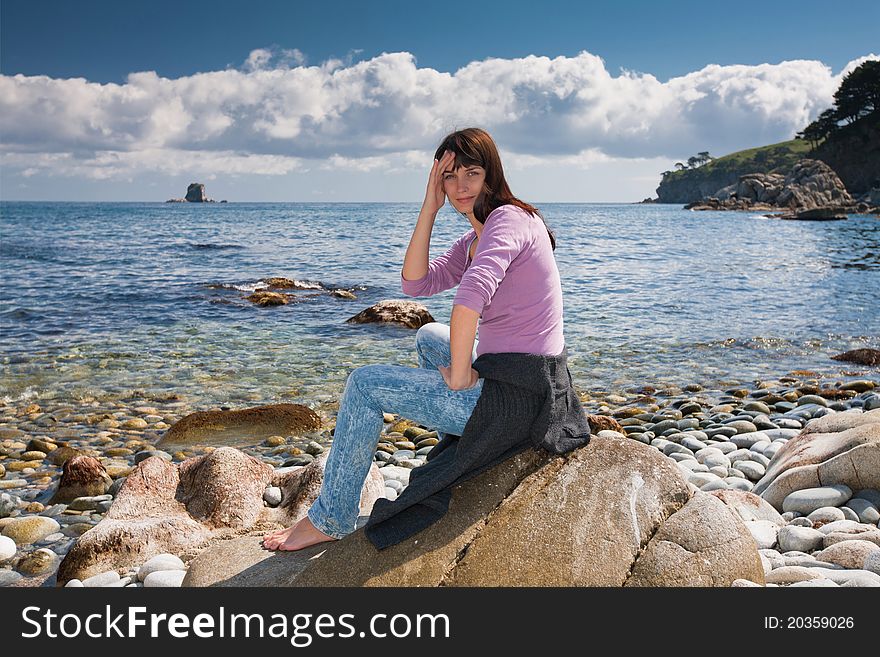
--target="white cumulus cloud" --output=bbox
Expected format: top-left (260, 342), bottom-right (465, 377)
top-left (1, 49), bottom-right (876, 182)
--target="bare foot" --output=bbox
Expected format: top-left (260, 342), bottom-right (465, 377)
top-left (262, 516), bottom-right (338, 551)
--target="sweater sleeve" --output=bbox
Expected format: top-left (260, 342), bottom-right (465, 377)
top-left (453, 206), bottom-right (529, 315)
top-left (401, 230), bottom-right (471, 297)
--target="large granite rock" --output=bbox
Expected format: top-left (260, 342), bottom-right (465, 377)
top-left (183, 437), bottom-right (764, 587)
top-left (158, 403), bottom-right (321, 448)
top-left (753, 409), bottom-right (880, 510)
top-left (346, 300), bottom-right (435, 329)
top-left (56, 447), bottom-right (385, 584)
top-left (686, 159), bottom-right (854, 213)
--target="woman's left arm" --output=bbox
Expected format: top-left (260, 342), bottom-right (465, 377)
top-left (445, 303), bottom-right (480, 389)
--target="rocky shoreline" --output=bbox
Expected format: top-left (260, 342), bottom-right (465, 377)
top-left (2, 367), bottom-right (879, 587)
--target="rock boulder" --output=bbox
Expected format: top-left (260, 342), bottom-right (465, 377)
top-left (346, 300), bottom-right (435, 329)
top-left (56, 447), bottom-right (385, 584)
top-left (183, 437), bottom-right (764, 587)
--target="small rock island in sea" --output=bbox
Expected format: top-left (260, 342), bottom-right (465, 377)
top-left (166, 183), bottom-right (227, 203)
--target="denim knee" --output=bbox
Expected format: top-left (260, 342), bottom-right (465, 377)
top-left (416, 321), bottom-right (446, 349)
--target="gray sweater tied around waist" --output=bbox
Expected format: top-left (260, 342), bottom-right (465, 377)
top-left (364, 345), bottom-right (592, 550)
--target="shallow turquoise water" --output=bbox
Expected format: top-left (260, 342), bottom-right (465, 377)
top-left (1, 201), bottom-right (878, 407)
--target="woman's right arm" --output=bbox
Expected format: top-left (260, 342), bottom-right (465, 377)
top-left (401, 150), bottom-right (465, 296)
top-left (402, 149), bottom-right (455, 279)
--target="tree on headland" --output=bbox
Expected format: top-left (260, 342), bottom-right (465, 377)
top-left (674, 162), bottom-right (686, 170)
top-left (794, 60), bottom-right (879, 149)
top-left (834, 60), bottom-right (880, 123)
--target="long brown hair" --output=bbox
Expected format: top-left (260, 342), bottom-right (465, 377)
top-left (433, 127), bottom-right (556, 250)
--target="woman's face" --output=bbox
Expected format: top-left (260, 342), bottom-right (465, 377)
top-left (442, 159), bottom-right (486, 214)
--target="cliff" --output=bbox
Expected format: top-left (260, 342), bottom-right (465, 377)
top-left (655, 113), bottom-right (879, 204)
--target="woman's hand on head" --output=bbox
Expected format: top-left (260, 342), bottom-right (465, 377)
top-left (438, 364), bottom-right (480, 391)
top-left (423, 150), bottom-right (456, 216)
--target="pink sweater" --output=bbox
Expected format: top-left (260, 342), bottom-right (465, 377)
top-left (400, 204), bottom-right (565, 357)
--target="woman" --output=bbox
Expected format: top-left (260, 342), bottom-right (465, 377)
top-left (262, 127), bottom-right (564, 551)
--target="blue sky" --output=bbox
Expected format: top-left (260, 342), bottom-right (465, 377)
top-left (1, 0), bottom-right (878, 201)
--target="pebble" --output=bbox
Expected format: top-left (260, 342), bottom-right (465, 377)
top-left (807, 507), bottom-right (845, 525)
top-left (67, 494), bottom-right (113, 511)
top-left (82, 570), bottom-right (120, 587)
top-left (734, 461), bottom-right (765, 481)
top-left (765, 566), bottom-right (825, 584)
top-left (782, 485), bottom-right (853, 515)
top-left (0, 570), bottom-right (23, 586)
top-left (17, 547), bottom-right (58, 575)
top-left (838, 506), bottom-right (860, 522)
top-left (777, 525), bottom-right (825, 553)
top-left (143, 570), bottom-right (187, 587)
top-left (865, 552), bottom-right (880, 576)
top-left (138, 553), bottom-right (186, 581)
top-left (814, 540), bottom-right (880, 569)
top-left (263, 486), bottom-right (282, 506)
top-left (384, 487), bottom-right (398, 501)
top-left (0, 535), bottom-right (16, 560)
top-left (64, 578), bottom-right (84, 587)
top-left (1, 516), bottom-right (61, 544)
top-left (134, 450), bottom-right (173, 464)
top-left (0, 493), bottom-right (18, 518)
top-left (744, 521), bottom-right (778, 549)
top-left (787, 578), bottom-right (839, 587)
top-left (845, 498), bottom-right (880, 525)
top-left (788, 517), bottom-right (814, 528)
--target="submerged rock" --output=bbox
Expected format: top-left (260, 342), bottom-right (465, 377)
top-left (158, 403), bottom-right (321, 448)
top-left (346, 300), bottom-right (435, 329)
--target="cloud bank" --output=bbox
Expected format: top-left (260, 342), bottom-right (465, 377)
top-left (1, 48), bottom-right (876, 181)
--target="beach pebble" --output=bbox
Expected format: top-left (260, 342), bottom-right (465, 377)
top-left (777, 525), bottom-right (824, 553)
top-left (380, 466), bottom-right (410, 486)
top-left (807, 507), bottom-right (845, 525)
top-left (144, 570), bottom-right (187, 587)
top-left (725, 478), bottom-right (754, 491)
top-left (0, 493), bottom-right (18, 518)
top-left (0, 535), bottom-right (17, 560)
top-left (687, 472), bottom-right (721, 487)
top-left (814, 540), bottom-right (880, 570)
top-left (263, 487), bottom-right (282, 507)
top-left (134, 450), bottom-right (172, 465)
top-left (788, 517), bottom-right (814, 528)
top-left (782, 485), bottom-right (853, 514)
top-left (731, 578), bottom-right (762, 587)
top-left (82, 570), bottom-right (120, 587)
top-left (1, 516), bottom-right (61, 545)
top-left (865, 552), bottom-right (880, 576)
top-left (765, 566), bottom-right (825, 584)
top-left (816, 519), bottom-right (866, 535)
top-left (845, 498), bottom-right (880, 525)
top-left (787, 578), bottom-right (839, 587)
top-left (138, 553), bottom-right (186, 581)
top-left (64, 578), bottom-right (84, 587)
top-left (67, 494), bottom-right (113, 511)
top-left (745, 520), bottom-right (778, 549)
top-left (734, 461), bottom-right (766, 481)
top-left (840, 506), bottom-right (860, 522)
top-left (384, 487), bottom-right (398, 501)
top-left (0, 570), bottom-right (23, 586)
top-left (17, 548), bottom-right (58, 575)
top-left (384, 479), bottom-right (403, 493)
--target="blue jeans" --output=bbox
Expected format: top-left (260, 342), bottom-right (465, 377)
top-left (307, 322), bottom-right (482, 539)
